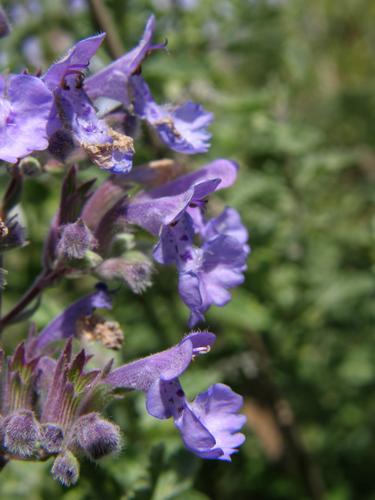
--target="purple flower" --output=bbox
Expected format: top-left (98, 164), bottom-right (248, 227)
top-left (106, 332), bottom-right (246, 461)
top-left (175, 384), bottom-right (246, 460)
top-left (130, 75), bottom-right (213, 154)
top-left (52, 79), bottom-right (134, 173)
top-left (123, 159), bottom-right (249, 325)
top-left (0, 295), bottom-right (244, 475)
top-left (178, 233), bottom-right (248, 327)
top-left (85, 16), bottom-right (213, 155)
top-left (42, 34), bottom-right (105, 91)
top-left (0, 74), bottom-right (53, 163)
top-left (42, 34), bottom-right (135, 173)
top-left (202, 206), bottom-right (250, 249)
top-left (30, 284), bottom-right (112, 354)
top-left (173, 207), bottom-right (249, 326)
top-left (85, 15), bottom-right (160, 106)
top-left (125, 159), bottom-right (238, 235)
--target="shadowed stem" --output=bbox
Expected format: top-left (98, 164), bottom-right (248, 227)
top-left (246, 333), bottom-right (325, 500)
top-left (0, 253), bottom-right (3, 319)
top-left (0, 455), bottom-right (8, 473)
top-left (88, 0), bottom-right (124, 59)
top-left (0, 268), bottom-right (65, 334)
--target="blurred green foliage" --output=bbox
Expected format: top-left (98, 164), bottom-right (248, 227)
top-left (0, 0), bottom-right (374, 499)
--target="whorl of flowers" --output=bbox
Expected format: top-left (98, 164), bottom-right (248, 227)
top-left (0, 15), bottom-right (249, 486)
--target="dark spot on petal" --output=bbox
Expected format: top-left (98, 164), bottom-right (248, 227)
top-left (176, 389), bottom-right (184, 397)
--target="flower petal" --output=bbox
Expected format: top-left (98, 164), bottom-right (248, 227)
top-left (85, 15), bottom-right (158, 105)
top-left (0, 75), bottom-right (53, 163)
top-left (175, 384), bottom-right (246, 461)
top-left (54, 84), bottom-right (134, 173)
top-left (105, 332), bottom-right (215, 391)
top-left (131, 75), bottom-right (213, 154)
top-left (33, 285), bottom-right (112, 352)
top-left (43, 34), bottom-right (105, 90)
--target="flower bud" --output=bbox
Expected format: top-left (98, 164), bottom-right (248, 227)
top-left (96, 254), bottom-right (153, 294)
top-left (51, 451), bottom-right (79, 487)
top-left (41, 423), bottom-right (64, 454)
top-left (73, 413), bottom-right (121, 460)
top-left (57, 219), bottom-right (97, 260)
top-left (19, 156), bottom-right (43, 177)
top-left (3, 410), bottom-right (41, 458)
top-left (0, 217), bottom-right (26, 253)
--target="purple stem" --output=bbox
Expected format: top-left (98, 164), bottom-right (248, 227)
top-left (0, 269), bottom-right (65, 333)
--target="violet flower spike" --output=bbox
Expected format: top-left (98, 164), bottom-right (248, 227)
top-left (106, 332), bottom-right (246, 461)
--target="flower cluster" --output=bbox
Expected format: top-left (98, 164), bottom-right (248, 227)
top-left (0, 14), bottom-right (249, 486)
top-left (0, 287), bottom-right (245, 485)
top-left (0, 16), bottom-right (212, 171)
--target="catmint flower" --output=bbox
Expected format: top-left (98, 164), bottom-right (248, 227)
top-left (85, 16), bottom-right (213, 155)
top-left (131, 74), bottom-right (213, 154)
top-left (42, 34), bottom-right (135, 173)
top-left (28, 303), bottom-right (246, 464)
top-left (30, 284), bottom-right (112, 353)
top-left (177, 233), bottom-right (248, 327)
top-left (202, 207), bottom-right (250, 249)
top-left (124, 159), bottom-right (238, 235)
top-left (0, 74), bottom-right (52, 163)
top-left (105, 332), bottom-right (246, 461)
top-left (44, 166), bottom-right (154, 293)
top-left (85, 15), bottom-right (162, 106)
top-left (123, 159), bottom-right (249, 325)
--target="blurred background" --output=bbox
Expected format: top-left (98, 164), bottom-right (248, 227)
top-left (0, 0), bottom-right (374, 499)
